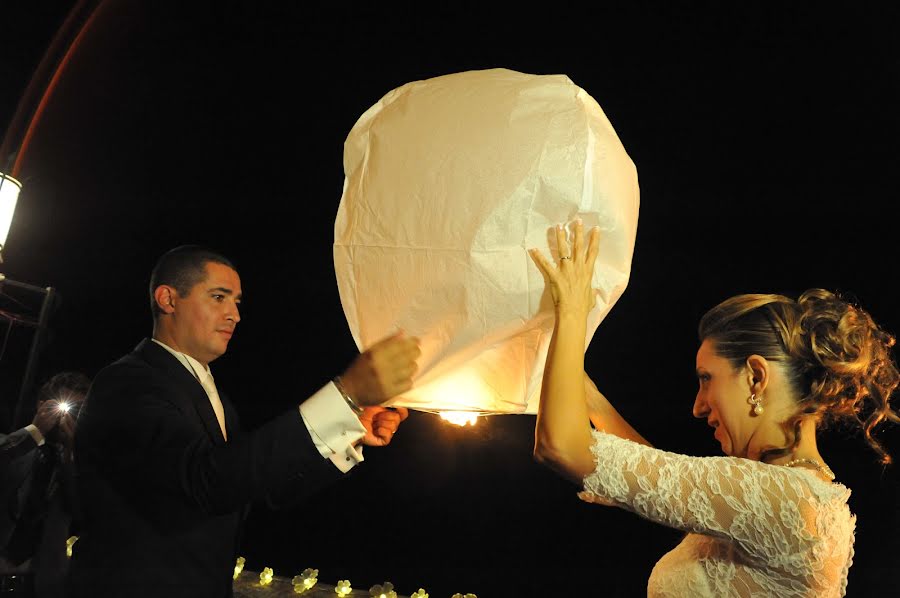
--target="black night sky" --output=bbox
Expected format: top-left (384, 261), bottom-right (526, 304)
top-left (1, 2), bottom-right (898, 597)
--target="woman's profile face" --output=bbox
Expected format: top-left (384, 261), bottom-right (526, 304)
top-left (693, 339), bottom-right (757, 457)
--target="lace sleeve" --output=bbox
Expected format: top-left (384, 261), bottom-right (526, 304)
top-left (580, 430), bottom-right (848, 566)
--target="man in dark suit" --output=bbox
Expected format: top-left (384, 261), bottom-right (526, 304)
top-left (66, 246), bottom-right (419, 598)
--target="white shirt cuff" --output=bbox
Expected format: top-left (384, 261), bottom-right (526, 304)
top-left (25, 424), bottom-right (45, 446)
top-left (299, 382), bottom-right (367, 474)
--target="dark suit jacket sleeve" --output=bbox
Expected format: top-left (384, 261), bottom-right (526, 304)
top-left (0, 431), bottom-right (37, 549)
top-left (76, 358), bottom-right (342, 517)
top-left (0, 428), bottom-right (39, 471)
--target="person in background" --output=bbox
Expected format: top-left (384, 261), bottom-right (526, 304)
top-left (67, 245), bottom-right (420, 598)
top-left (529, 219), bottom-right (898, 597)
top-left (1, 371), bottom-right (91, 598)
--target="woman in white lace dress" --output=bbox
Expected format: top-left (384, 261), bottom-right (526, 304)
top-left (528, 220), bottom-right (898, 597)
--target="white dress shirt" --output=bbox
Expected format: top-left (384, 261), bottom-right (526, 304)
top-left (151, 339), bottom-right (366, 473)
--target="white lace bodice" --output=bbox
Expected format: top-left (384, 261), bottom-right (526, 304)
top-left (580, 431), bottom-right (855, 597)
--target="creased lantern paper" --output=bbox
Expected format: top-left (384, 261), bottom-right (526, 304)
top-left (334, 68), bottom-right (639, 415)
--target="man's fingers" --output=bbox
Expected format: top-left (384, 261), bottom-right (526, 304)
top-left (375, 424), bottom-right (396, 438)
top-left (346, 341), bottom-right (419, 404)
top-left (374, 418), bottom-right (398, 432)
top-left (368, 334), bottom-right (420, 362)
top-left (374, 337), bottom-right (420, 368)
top-left (364, 330), bottom-right (413, 359)
top-left (372, 408), bottom-right (406, 426)
top-left (368, 423), bottom-right (394, 444)
top-left (392, 362), bottom-right (418, 382)
top-left (391, 378), bottom-right (414, 395)
top-left (374, 328), bottom-right (406, 344)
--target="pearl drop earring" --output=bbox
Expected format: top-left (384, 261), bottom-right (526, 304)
top-left (748, 393), bottom-right (764, 416)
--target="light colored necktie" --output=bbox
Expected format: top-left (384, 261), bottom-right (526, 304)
top-left (198, 373), bottom-right (227, 441)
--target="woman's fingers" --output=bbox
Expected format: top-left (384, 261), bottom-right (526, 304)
top-left (528, 248), bottom-right (556, 280)
top-left (529, 220), bottom-right (601, 312)
top-left (531, 220), bottom-right (600, 274)
top-left (555, 224), bottom-right (571, 262)
top-left (572, 218), bottom-right (583, 261)
top-left (586, 225), bottom-right (600, 272)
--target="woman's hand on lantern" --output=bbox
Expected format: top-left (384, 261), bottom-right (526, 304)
top-left (529, 218), bottom-right (600, 319)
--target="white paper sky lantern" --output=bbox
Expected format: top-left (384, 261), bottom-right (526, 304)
top-left (334, 68), bottom-right (639, 415)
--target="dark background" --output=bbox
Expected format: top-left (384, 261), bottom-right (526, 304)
top-left (1, 2), bottom-right (897, 596)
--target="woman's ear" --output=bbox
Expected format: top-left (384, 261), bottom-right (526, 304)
top-left (745, 354), bottom-right (769, 395)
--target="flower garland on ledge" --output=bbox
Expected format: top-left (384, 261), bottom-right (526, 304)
top-left (230, 557), bottom-right (478, 598)
top-left (66, 538), bottom-right (477, 597)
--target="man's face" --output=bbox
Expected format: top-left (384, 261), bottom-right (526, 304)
top-left (170, 262), bottom-right (242, 365)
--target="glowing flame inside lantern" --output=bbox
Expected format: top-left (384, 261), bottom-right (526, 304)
top-left (439, 411), bottom-right (479, 426)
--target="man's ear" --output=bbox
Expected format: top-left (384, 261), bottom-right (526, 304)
top-left (154, 286), bottom-right (177, 314)
top-left (745, 354), bottom-right (770, 395)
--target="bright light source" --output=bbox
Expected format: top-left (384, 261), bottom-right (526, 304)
top-left (0, 172), bottom-right (21, 254)
top-left (439, 411), bottom-right (479, 426)
top-left (58, 402), bottom-right (71, 413)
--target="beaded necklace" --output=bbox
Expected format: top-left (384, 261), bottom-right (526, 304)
top-left (784, 458), bottom-right (836, 481)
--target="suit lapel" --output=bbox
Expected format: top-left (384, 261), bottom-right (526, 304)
top-left (134, 339), bottom-right (227, 445)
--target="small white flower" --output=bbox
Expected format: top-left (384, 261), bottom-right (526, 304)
top-left (292, 567), bottom-right (318, 593)
top-left (232, 556), bottom-right (245, 580)
top-left (369, 581), bottom-right (397, 598)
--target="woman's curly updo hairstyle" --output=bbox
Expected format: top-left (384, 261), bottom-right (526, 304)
top-left (699, 289), bottom-right (899, 464)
